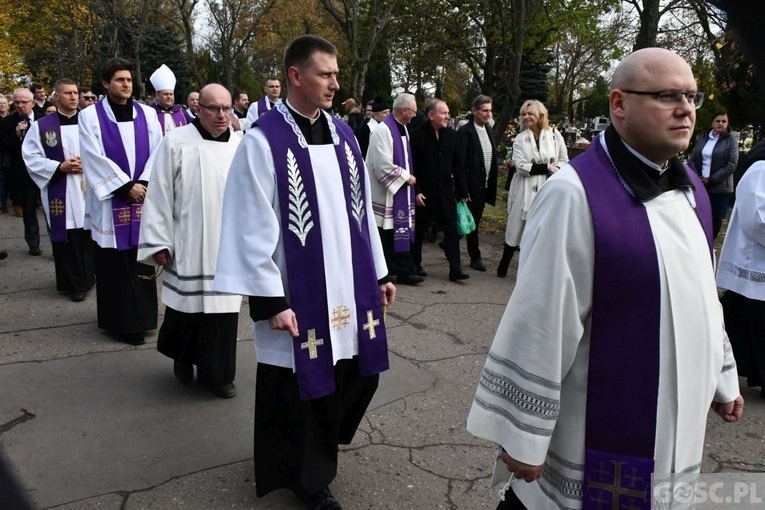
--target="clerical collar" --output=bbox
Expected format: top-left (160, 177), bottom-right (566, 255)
top-left (286, 99), bottom-right (320, 124)
top-left (192, 117), bottom-right (230, 142)
top-left (284, 100), bottom-right (331, 145)
top-left (604, 125), bottom-right (694, 203)
top-left (393, 116), bottom-right (407, 136)
top-left (107, 97), bottom-right (134, 122)
top-left (56, 110), bottom-right (79, 126)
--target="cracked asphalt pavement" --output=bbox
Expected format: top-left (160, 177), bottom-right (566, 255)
top-left (1, 209), bottom-right (764, 509)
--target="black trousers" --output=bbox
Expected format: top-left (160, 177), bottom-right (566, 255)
top-left (465, 198), bottom-right (485, 262)
top-left (721, 290), bottom-right (765, 391)
top-left (18, 172), bottom-right (39, 249)
top-left (157, 307), bottom-right (239, 387)
top-left (378, 227), bottom-right (415, 277)
top-left (94, 245), bottom-right (158, 335)
top-left (413, 214), bottom-right (461, 272)
top-left (51, 228), bottom-right (95, 292)
top-left (496, 487), bottom-right (528, 509)
top-left (254, 357), bottom-right (378, 500)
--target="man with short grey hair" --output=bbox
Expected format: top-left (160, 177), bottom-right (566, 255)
top-left (0, 88), bottom-right (41, 255)
top-left (367, 92), bottom-right (421, 285)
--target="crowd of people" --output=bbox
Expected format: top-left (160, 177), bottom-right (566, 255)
top-left (0, 33), bottom-right (761, 510)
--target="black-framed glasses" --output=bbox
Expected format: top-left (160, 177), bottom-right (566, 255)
top-left (199, 104), bottom-right (233, 114)
top-left (621, 90), bottom-right (705, 110)
top-left (81, 95), bottom-right (96, 101)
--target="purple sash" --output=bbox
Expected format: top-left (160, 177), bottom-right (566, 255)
top-left (255, 103), bottom-right (389, 401)
top-left (256, 97), bottom-right (271, 118)
top-left (150, 102), bottom-right (188, 135)
top-left (36, 114), bottom-right (68, 242)
top-left (382, 114), bottom-right (415, 252)
top-left (571, 136), bottom-right (712, 510)
top-left (95, 100), bottom-right (151, 251)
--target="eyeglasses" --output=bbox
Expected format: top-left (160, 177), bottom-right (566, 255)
top-left (621, 90), bottom-right (705, 110)
top-left (81, 95), bottom-right (96, 101)
top-left (199, 104), bottom-right (233, 114)
top-left (13, 99), bottom-right (32, 105)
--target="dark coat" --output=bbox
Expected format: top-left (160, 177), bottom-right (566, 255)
top-left (410, 122), bottom-right (466, 223)
top-left (688, 128), bottom-right (739, 194)
top-left (455, 119), bottom-right (498, 206)
top-left (0, 111), bottom-right (34, 200)
top-left (355, 122), bottom-right (372, 159)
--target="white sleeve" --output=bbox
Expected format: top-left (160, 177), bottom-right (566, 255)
top-left (366, 126), bottom-right (408, 194)
top-left (213, 129), bottom-right (285, 297)
top-left (22, 122), bottom-right (59, 191)
top-left (79, 107), bottom-right (133, 201)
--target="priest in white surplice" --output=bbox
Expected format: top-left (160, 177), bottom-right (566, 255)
top-left (22, 78), bottom-right (94, 302)
top-left (366, 93), bottom-right (421, 285)
top-left (214, 36), bottom-right (395, 510)
top-left (80, 57), bottom-right (163, 346)
top-left (138, 84), bottom-right (242, 399)
top-left (467, 48), bottom-right (743, 510)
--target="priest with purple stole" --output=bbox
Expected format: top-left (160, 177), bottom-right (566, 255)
top-left (366, 93), bottom-right (421, 285)
top-left (467, 48), bottom-right (744, 510)
top-left (23, 78), bottom-right (95, 302)
top-left (214, 35), bottom-right (395, 510)
top-left (148, 64), bottom-right (188, 136)
top-left (80, 57), bottom-right (163, 346)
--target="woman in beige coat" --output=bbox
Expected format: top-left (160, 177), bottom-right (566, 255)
top-left (497, 100), bottom-right (568, 277)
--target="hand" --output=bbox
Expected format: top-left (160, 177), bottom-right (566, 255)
top-left (153, 249), bottom-right (172, 267)
top-left (269, 309), bottom-right (299, 337)
top-left (499, 451), bottom-right (543, 483)
top-left (711, 395), bottom-right (744, 423)
top-left (228, 113), bottom-right (242, 131)
top-left (407, 175), bottom-right (416, 186)
top-left (128, 183), bottom-right (146, 203)
top-left (701, 177), bottom-right (709, 186)
top-left (16, 120), bottom-right (28, 137)
top-left (416, 193), bottom-right (426, 207)
top-left (379, 282), bottom-right (396, 308)
top-left (60, 157), bottom-right (83, 174)
top-left (548, 165), bottom-right (560, 173)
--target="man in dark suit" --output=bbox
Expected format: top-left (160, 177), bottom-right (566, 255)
top-left (31, 83), bottom-right (53, 118)
top-left (410, 99), bottom-right (470, 282)
top-left (0, 88), bottom-right (41, 255)
top-left (455, 95), bottom-right (498, 271)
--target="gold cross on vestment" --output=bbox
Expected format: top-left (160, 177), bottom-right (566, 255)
top-left (363, 310), bottom-right (380, 339)
top-left (117, 208), bottom-right (131, 224)
top-left (587, 461), bottom-right (647, 510)
top-left (331, 306), bottom-right (351, 331)
top-left (135, 204), bottom-right (143, 219)
top-left (301, 329), bottom-right (324, 360)
top-left (49, 199), bottom-right (64, 216)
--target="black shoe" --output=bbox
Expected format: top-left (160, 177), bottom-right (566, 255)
top-left (307, 487), bottom-right (343, 510)
top-left (121, 333), bottom-right (146, 345)
top-left (173, 361), bottom-right (194, 385)
top-left (497, 245), bottom-right (517, 278)
top-left (413, 266), bottom-right (428, 277)
top-left (449, 270), bottom-right (470, 282)
top-left (397, 274), bottom-right (424, 285)
top-left (0, 251), bottom-right (6, 260)
top-left (470, 259), bottom-right (486, 271)
top-left (200, 381), bottom-right (237, 398)
top-left (70, 291), bottom-right (86, 302)
top-left (29, 247), bottom-right (41, 256)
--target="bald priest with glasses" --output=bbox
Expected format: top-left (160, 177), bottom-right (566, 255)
top-left (467, 48), bottom-right (743, 510)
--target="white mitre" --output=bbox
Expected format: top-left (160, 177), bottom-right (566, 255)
top-left (150, 64), bottom-right (176, 92)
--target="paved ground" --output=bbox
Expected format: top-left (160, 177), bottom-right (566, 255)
top-left (1, 208), bottom-right (764, 509)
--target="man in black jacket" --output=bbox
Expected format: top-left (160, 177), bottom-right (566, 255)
top-left (0, 88), bottom-right (41, 255)
top-left (455, 95), bottom-right (498, 272)
top-left (410, 99), bottom-right (469, 281)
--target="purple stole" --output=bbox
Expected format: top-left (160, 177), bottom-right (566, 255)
top-left (95, 100), bottom-right (151, 251)
top-left (256, 97), bottom-right (271, 119)
top-left (36, 114), bottom-right (68, 242)
top-left (255, 103), bottom-right (389, 401)
top-left (150, 102), bottom-right (187, 135)
top-left (570, 136), bottom-right (712, 510)
top-left (381, 114), bottom-right (415, 252)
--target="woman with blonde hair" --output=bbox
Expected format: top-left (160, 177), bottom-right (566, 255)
top-left (497, 99), bottom-right (568, 277)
